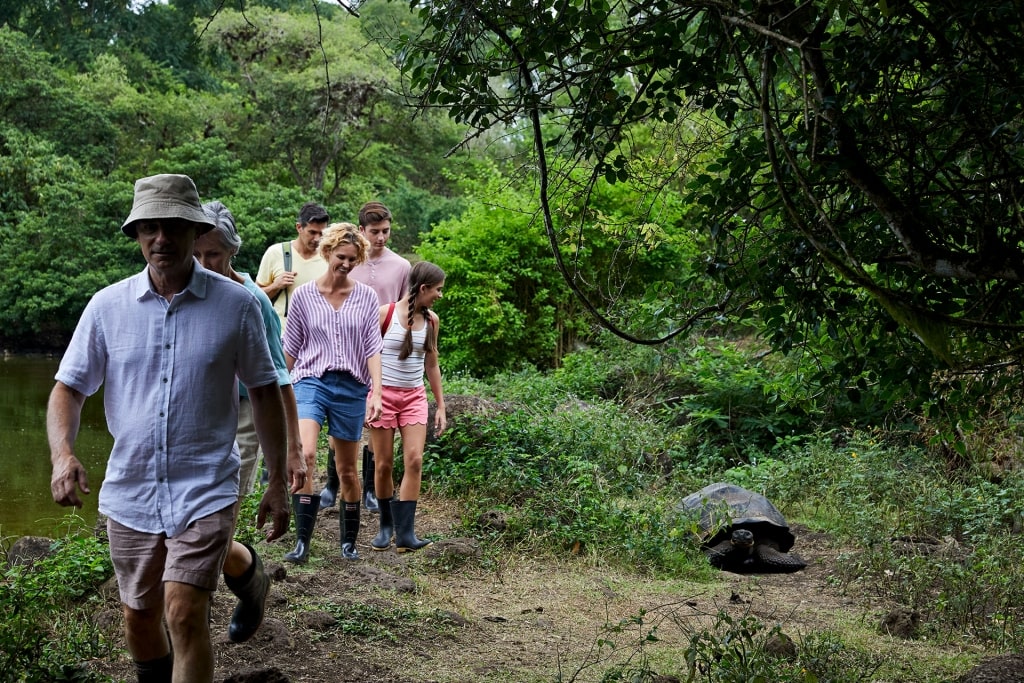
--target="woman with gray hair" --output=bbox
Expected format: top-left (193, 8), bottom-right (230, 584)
top-left (194, 201), bottom-right (305, 643)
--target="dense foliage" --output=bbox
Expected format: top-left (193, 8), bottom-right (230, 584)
top-left (5, 0), bottom-right (1024, 440)
top-left (0, 530), bottom-right (114, 682)
top-left (0, 2), bottom-right (469, 347)
top-left (393, 0), bottom-right (1024, 428)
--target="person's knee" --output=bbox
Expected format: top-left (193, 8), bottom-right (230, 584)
top-left (302, 446), bottom-right (319, 468)
top-left (124, 604), bottom-right (164, 635)
top-left (163, 591), bottom-right (209, 638)
top-left (375, 451), bottom-right (395, 471)
top-left (404, 452), bottom-right (424, 477)
top-left (339, 469), bottom-right (361, 488)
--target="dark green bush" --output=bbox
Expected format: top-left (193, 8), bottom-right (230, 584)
top-left (0, 533), bottom-right (115, 682)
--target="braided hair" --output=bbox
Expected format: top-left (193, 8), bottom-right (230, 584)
top-left (399, 261), bottom-right (445, 360)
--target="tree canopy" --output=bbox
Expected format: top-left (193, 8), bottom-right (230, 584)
top-left (6, 0), bottom-right (1024, 434)
top-left (393, 0), bottom-right (1024, 413)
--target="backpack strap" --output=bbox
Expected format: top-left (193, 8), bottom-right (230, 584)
top-left (270, 241), bottom-right (294, 316)
top-left (381, 301), bottom-right (396, 336)
top-left (282, 240), bottom-right (292, 272)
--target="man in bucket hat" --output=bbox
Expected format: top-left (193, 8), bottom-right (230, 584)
top-left (47, 174), bottom-right (304, 683)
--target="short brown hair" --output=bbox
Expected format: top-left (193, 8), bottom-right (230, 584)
top-left (358, 201), bottom-right (392, 228)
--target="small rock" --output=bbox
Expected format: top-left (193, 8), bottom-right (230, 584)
top-left (879, 607), bottom-right (920, 639)
top-left (297, 610), bottom-right (336, 631)
top-left (476, 510), bottom-right (507, 532)
top-left (266, 562), bottom-right (288, 581)
top-left (764, 632), bottom-right (797, 660)
top-left (245, 617), bottom-right (291, 647)
top-left (424, 537), bottom-right (481, 561)
top-left (6, 536), bottom-right (55, 567)
top-left (431, 610), bottom-right (470, 627)
top-left (347, 564), bottom-right (416, 593)
top-left (957, 654), bottom-right (1024, 683)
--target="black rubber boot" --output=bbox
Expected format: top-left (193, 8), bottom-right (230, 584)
top-left (134, 653), bottom-right (172, 683)
top-left (393, 500), bottom-right (432, 553)
top-left (224, 543), bottom-right (270, 643)
top-left (362, 445), bottom-right (379, 513)
top-left (283, 493), bottom-right (320, 564)
top-left (340, 500), bottom-right (361, 560)
top-left (319, 446), bottom-right (339, 509)
top-left (370, 496), bottom-right (394, 551)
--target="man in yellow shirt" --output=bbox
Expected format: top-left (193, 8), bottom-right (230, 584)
top-left (256, 202), bottom-right (329, 334)
top-left (256, 203), bottom-right (341, 506)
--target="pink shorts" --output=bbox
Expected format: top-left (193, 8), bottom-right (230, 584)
top-left (370, 385), bottom-right (428, 429)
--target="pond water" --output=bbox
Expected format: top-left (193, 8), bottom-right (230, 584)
top-left (0, 355), bottom-right (111, 541)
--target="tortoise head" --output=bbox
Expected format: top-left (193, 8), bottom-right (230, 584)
top-left (731, 528), bottom-right (755, 550)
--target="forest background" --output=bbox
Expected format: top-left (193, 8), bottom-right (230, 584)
top-left (3, 1), bottom-right (1024, 681)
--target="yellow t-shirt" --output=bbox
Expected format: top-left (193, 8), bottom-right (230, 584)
top-left (256, 241), bottom-right (326, 333)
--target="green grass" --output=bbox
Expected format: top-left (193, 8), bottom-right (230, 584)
top-left (6, 334), bottom-right (1024, 680)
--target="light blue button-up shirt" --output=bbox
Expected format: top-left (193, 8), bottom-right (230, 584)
top-left (56, 264), bottom-right (278, 537)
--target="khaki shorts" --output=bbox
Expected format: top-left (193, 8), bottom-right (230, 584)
top-left (107, 506), bottom-right (235, 610)
top-left (237, 396), bottom-right (261, 496)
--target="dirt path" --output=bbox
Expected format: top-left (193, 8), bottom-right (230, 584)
top-left (86, 496), bottom-right (970, 683)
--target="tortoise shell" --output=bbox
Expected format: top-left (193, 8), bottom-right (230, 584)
top-left (680, 482), bottom-right (796, 553)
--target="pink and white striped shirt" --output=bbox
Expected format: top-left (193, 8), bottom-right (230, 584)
top-left (283, 280), bottom-right (383, 387)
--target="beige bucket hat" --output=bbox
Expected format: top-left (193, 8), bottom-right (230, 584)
top-left (121, 174), bottom-right (216, 238)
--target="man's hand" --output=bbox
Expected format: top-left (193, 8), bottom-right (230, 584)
top-left (255, 483), bottom-right (290, 541)
top-left (276, 271), bottom-right (297, 291)
top-left (47, 382), bottom-right (89, 508)
top-left (51, 454), bottom-right (90, 508)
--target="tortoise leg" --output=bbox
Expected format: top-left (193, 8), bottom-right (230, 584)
top-left (705, 539), bottom-right (737, 569)
top-left (755, 543), bottom-right (807, 573)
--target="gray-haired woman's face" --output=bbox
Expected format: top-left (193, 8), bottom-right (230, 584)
top-left (193, 231), bottom-right (233, 276)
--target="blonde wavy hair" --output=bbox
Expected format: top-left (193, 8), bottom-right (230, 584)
top-left (318, 222), bottom-right (370, 265)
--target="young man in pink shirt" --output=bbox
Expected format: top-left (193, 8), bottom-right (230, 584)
top-left (345, 202), bottom-right (410, 512)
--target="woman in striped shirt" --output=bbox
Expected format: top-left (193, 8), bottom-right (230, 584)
top-left (283, 223), bottom-right (383, 562)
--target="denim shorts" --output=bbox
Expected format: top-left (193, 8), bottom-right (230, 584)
top-left (294, 371), bottom-right (368, 442)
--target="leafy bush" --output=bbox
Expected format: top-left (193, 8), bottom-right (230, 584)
top-left (426, 367), bottom-right (700, 570)
top-left (0, 532), bottom-right (115, 682)
top-left (558, 608), bottom-right (882, 683)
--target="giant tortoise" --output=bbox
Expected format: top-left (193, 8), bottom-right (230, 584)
top-left (681, 482), bottom-right (807, 573)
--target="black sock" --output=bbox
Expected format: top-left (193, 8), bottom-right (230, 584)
top-left (134, 652), bottom-right (172, 683)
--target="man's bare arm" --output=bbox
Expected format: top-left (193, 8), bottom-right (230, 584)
top-left (47, 382), bottom-right (90, 508)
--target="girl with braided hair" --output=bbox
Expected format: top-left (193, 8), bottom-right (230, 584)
top-left (368, 261), bottom-right (447, 552)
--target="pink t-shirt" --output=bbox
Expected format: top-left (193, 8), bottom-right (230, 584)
top-left (349, 248), bottom-right (411, 304)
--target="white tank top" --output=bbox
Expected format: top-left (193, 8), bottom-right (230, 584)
top-left (380, 314), bottom-right (427, 388)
